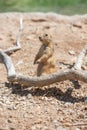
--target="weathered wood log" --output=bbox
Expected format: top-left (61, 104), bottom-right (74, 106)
top-left (8, 69), bottom-right (87, 87)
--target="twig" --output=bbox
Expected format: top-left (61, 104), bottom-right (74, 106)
top-left (0, 51), bottom-right (16, 78)
top-left (63, 122), bottom-right (87, 127)
top-left (74, 44), bottom-right (87, 70)
top-left (4, 16), bottom-right (23, 55)
top-left (16, 16), bottom-right (23, 47)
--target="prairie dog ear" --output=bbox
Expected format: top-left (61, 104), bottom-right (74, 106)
top-left (38, 33), bottom-right (42, 40)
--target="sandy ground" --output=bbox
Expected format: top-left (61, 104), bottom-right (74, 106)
top-left (0, 13), bottom-right (87, 130)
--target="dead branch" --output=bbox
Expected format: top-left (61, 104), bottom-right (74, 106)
top-left (74, 44), bottom-right (87, 70)
top-left (0, 49), bottom-right (87, 87)
top-left (63, 122), bottom-right (87, 127)
top-left (4, 16), bottom-right (23, 55)
top-left (8, 69), bottom-right (87, 87)
top-left (0, 51), bottom-right (16, 78)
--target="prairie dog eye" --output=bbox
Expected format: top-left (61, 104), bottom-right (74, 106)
top-left (45, 34), bottom-right (48, 37)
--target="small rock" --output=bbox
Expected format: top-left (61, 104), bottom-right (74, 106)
top-left (0, 102), bottom-right (4, 107)
top-left (57, 126), bottom-right (67, 130)
top-left (8, 106), bottom-right (13, 110)
top-left (68, 50), bottom-right (75, 55)
top-left (5, 100), bottom-right (10, 105)
top-left (21, 96), bottom-right (26, 101)
top-left (23, 113), bottom-right (28, 118)
top-left (10, 37), bottom-right (15, 41)
top-left (84, 115), bottom-right (87, 118)
top-left (44, 25), bottom-right (50, 29)
top-left (10, 127), bottom-right (16, 130)
top-left (52, 120), bottom-right (60, 127)
top-left (82, 65), bottom-right (87, 70)
top-left (41, 96), bottom-right (48, 101)
top-left (65, 102), bottom-right (72, 106)
top-left (72, 22), bottom-right (82, 28)
top-left (75, 128), bottom-right (80, 130)
top-left (27, 94), bottom-right (32, 99)
top-left (42, 126), bottom-right (49, 130)
top-left (31, 126), bottom-right (36, 130)
top-left (13, 105), bottom-right (17, 110)
top-left (8, 119), bottom-right (12, 123)
top-left (16, 60), bottom-right (23, 66)
top-left (84, 97), bottom-right (87, 102)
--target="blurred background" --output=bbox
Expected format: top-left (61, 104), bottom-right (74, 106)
top-left (0, 0), bottom-right (87, 15)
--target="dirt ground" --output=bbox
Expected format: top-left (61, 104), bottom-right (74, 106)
top-left (0, 13), bottom-right (87, 130)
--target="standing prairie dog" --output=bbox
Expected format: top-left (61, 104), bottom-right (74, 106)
top-left (34, 33), bottom-right (57, 76)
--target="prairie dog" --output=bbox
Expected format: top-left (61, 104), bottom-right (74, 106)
top-left (34, 33), bottom-right (57, 76)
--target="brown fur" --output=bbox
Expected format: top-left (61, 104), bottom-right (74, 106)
top-left (34, 33), bottom-right (57, 76)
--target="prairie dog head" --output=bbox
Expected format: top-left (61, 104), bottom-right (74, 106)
top-left (39, 33), bottom-right (51, 45)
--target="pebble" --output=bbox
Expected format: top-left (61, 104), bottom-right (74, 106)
top-left (8, 106), bottom-right (13, 110)
top-left (65, 102), bottom-right (72, 106)
top-left (8, 119), bottom-right (12, 123)
top-left (68, 50), bottom-right (75, 55)
top-left (5, 100), bottom-right (11, 105)
top-left (31, 126), bottom-right (36, 130)
top-left (42, 126), bottom-right (49, 130)
top-left (21, 96), bottom-right (26, 101)
top-left (0, 101), bottom-right (4, 107)
top-left (84, 97), bottom-right (87, 102)
top-left (13, 105), bottom-right (18, 110)
top-left (57, 126), bottom-right (68, 130)
top-left (82, 65), bottom-right (87, 70)
top-left (10, 37), bottom-right (15, 41)
top-left (75, 128), bottom-right (80, 130)
top-left (27, 94), bottom-right (32, 99)
top-left (16, 60), bottom-right (23, 66)
top-left (52, 120), bottom-right (60, 127)
top-left (72, 22), bottom-right (82, 28)
top-left (9, 127), bottom-right (16, 130)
